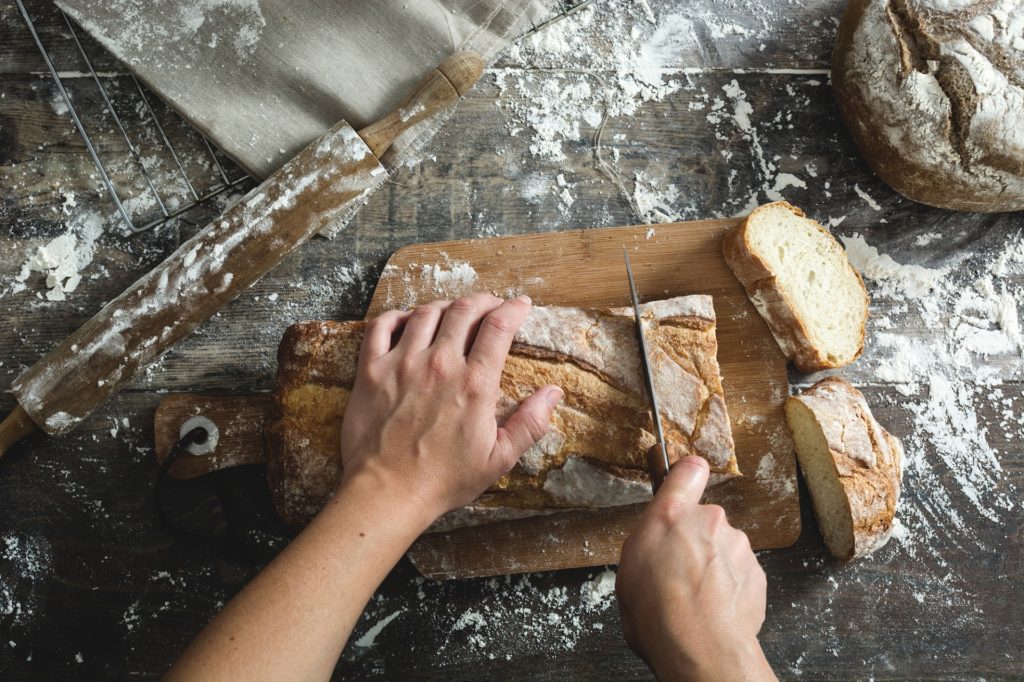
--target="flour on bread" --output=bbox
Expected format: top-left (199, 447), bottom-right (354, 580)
top-left (542, 456), bottom-right (653, 507)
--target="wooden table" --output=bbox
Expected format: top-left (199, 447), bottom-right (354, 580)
top-left (1, 0), bottom-right (1021, 678)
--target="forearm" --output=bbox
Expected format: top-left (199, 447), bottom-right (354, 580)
top-left (649, 636), bottom-right (776, 682)
top-left (166, 467), bottom-right (435, 682)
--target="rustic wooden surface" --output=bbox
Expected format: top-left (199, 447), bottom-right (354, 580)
top-left (1, 0), bottom-right (1022, 679)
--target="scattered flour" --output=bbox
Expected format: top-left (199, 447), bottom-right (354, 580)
top-left (0, 534), bottom-right (53, 625)
top-left (353, 609), bottom-right (404, 649)
top-left (419, 259), bottom-right (479, 297)
top-left (579, 569), bottom-right (617, 609)
top-left (990, 231), bottom-right (1024, 277)
top-left (766, 172), bottom-right (807, 202)
top-left (705, 78), bottom-right (815, 215)
top-left (853, 183), bottom-right (882, 211)
top-left (348, 567), bottom-right (621, 664)
top-left (12, 211), bottom-right (105, 301)
top-left (631, 170), bottom-right (682, 223)
top-left (382, 255), bottom-right (480, 309)
top-left (60, 0), bottom-right (267, 63)
top-left (846, 234), bottom-right (1019, 546)
top-left (494, 0), bottom-right (816, 223)
top-left (842, 234), bottom-right (947, 299)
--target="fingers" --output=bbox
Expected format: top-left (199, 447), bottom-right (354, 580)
top-left (490, 385), bottom-right (563, 470)
top-left (359, 310), bottom-right (412, 364)
top-left (654, 455), bottom-right (709, 507)
top-left (397, 300), bottom-right (450, 351)
top-left (467, 295), bottom-right (532, 374)
top-left (434, 293), bottom-right (504, 355)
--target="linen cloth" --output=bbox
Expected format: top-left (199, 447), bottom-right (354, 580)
top-left (57, 0), bottom-right (557, 179)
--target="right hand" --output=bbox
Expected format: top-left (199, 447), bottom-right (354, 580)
top-left (616, 451), bottom-right (776, 682)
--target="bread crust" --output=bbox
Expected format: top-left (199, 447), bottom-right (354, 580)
top-left (265, 297), bottom-right (739, 529)
top-left (832, 0), bottom-right (1024, 212)
top-left (722, 201), bottom-right (869, 372)
top-left (787, 376), bottom-right (903, 560)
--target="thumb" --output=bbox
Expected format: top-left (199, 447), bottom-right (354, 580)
top-left (491, 385), bottom-right (563, 471)
top-left (653, 455), bottom-right (709, 507)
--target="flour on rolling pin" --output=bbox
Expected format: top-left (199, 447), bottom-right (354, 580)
top-left (13, 123), bottom-right (386, 435)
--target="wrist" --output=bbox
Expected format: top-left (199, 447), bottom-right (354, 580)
top-left (649, 635), bottom-right (773, 682)
top-left (335, 462), bottom-right (442, 535)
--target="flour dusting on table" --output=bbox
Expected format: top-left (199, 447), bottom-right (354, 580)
top-left (0, 534), bottom-right (53, 626)
top-left (491, 0), bottom-right (838, 224)
top-left (10, 212), bottom-right (105, 302)
top-left (832, 232), bottom-right (1020, 549)
top-left (345, 568), bottom-right (621, 664)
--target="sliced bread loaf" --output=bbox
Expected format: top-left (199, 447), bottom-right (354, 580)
top-left (723, 201), bottom-right (869, 371)
top-left (266, 296), bottom-right (739, 530)
top-left (785, 377), bottom-right (903, 560)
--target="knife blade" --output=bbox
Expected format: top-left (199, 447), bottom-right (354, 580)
top-left (623, 247), bottom-right (671, 493)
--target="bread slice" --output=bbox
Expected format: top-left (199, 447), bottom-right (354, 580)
top-left (265, 296), bottom-right (740, 530)
top-left (785, 377), bottom-right (903, 560)
top-left (723, 201), bottom-right (869, 371)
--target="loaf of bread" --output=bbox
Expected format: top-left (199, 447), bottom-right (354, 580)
top-left (723, 202), bottom-right (869, 372)
top-left (265, 296), bottom-right (739, 530)
top-left (785, 377), bottom-right (903, 560)
top-left (832, 0), bottom-right (1024, 212)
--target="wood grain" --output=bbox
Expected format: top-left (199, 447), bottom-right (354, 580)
top-left (368, 219), bottom-right (800, 579)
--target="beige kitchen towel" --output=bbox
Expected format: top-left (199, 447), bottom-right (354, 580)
top-left (56, 0), bottom-right (558, 180)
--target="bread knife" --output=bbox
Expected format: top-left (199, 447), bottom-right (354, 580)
top-left (623, 247), bottom-right (672, 493)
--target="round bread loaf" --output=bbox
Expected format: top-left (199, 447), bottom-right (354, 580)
top-left (832, 0), bottom-right (1024, 212)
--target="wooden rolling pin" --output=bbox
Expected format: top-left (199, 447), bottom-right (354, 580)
top-left (0, 52), bottom-right (484, 458)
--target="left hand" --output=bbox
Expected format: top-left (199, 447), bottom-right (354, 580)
top-left (339, 293), bottom-right (563, 521)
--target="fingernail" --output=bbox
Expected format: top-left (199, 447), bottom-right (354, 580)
top-left (517, 294), bottom-right (532, 305)
top-left (545, 386), bottom-right (563, 407)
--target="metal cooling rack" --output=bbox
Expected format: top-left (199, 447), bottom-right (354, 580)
top-left (15, 0), bottom-right (594, 235)
top-left (523, 0), bottom-right (596, 38)
top-left (15, 0), bottom-right (251, 234)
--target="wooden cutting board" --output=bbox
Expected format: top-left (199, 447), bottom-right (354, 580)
top-left (370, 218), bottom-right (799, 578)
top-left (154, 218), bottom-right (800, 580)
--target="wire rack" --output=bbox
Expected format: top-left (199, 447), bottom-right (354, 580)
top-left (16, 0), bottom-right (252, 234)
top-left (15, 0), bottom-right (594, 235)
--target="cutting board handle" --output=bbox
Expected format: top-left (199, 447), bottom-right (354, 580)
top-left (154, 394), bottom-right (275, 479)
top-left (358, 52), bottom-right (484, 158)
top-left (0, 406), bottom-right (38, 460)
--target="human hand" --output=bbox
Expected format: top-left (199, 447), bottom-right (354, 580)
top-left (338, 293), bottom-right (563, 523)
top-left (616, 450), bottom-right (775, 682)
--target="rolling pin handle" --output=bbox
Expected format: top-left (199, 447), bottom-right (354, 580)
top-left (436, 52), bottom-right (486, 96)
top-left (357, 51), bottom-right (484, 158)
top-left (0, 405), bottom-right (39, 460)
